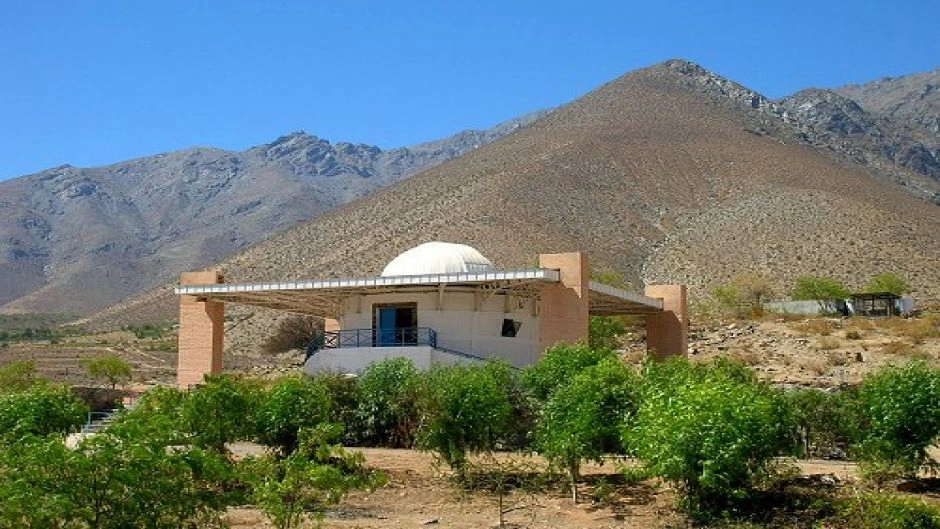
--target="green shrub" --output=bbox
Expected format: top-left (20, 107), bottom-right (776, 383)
top-left (81, 353), bottom-right (132, 389)
top-left (0, 383), bottom-right (88, 441)
top-left (355, 358), bottom-right (421, 448)
top-left (417, 362), bottom-right (515, 474)
top-left (521, 342), bottom-right (615, 402)
top-left (247, 425), bottom-right (386, 529)
top-left (836, 493), bottom-right (940, 529)
top-left (865, 273), bottom-right (913, 296)
top-left (626, 358), bottom-right (794, 517)
top-left (256, 376), bottom-right (332, 455)
top-left (535, 357), bottom-right (638, 503)
top-left (792, 276), bottom-right (850, 301)
top-left (0, 360), bottom-right (40, 394)
top-left (588, 316), bottom-right (626, 351)
top-left (786, 387), bottom-right (865, 458)
top-left (855, 361), bottom-right (940, 479)
top-left (182, 374), bottom-right (262, 452)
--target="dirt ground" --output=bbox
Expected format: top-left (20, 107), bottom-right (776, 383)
top-left (221, 448), bottom-right (877, 529)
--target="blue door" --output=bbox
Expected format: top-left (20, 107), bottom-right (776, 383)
top-left (377, 306), bottom-right (397, 346)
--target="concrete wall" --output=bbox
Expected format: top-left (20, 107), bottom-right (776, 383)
top-left (338, 290), bottom-right (540, 367)
top-left (304, 346), bottom-right (476, 374)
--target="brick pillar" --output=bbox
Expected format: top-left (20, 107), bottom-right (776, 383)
top-left (645, 284), bottom-right (688, 359)
top-left (177, 271), bottom-right (225, 388)
top-left (538, 252), bottom-right (590, 353)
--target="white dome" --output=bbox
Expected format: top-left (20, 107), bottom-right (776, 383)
top-left (381, 242), bottom-right (494, 277)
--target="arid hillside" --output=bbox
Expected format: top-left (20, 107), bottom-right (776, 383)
top-left (83, 60), bottom-right (940, 335)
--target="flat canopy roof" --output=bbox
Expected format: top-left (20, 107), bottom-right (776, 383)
top-left (175, 268), bottom-right (664, 317)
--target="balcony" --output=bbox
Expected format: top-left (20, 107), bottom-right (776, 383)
top-left (309, 327), bottom-right (438, 355)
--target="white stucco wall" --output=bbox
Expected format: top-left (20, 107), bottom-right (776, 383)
top-left (304, 345), bottom-right (481, 375)
top-left (337, 290), bottom-right (541, 367)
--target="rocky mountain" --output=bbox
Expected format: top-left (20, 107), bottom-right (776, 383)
top-left (84, 59), bottom-right (940, 335)
top-left (0, 111), bottom-right (546, 314)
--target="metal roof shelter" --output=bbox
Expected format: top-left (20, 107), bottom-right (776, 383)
top-left (173, 268), bottom-right (665, 317)
top-left (174, 247), bottom-right (688, 388)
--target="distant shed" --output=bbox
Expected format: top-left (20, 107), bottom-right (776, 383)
top-left (850, 292), bottom-right (901, 317)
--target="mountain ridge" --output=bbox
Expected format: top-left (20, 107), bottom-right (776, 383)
top-left (81, 59), bottom-right (940, 336)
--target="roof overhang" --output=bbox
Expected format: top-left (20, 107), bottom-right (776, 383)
top-left (175, 268), bottom-right (664, 318)
top-left (588, 281), bottom-right (664, 315)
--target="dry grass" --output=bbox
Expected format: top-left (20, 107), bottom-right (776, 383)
top-left (880, 340), bottom-right (917, 356)
top-left (731, 348), bottom-right (762, 366)
top-left (800, 356), bottom-right (831, 375)
top-left (826, 350), bottom-right (849, 366)
top-left (844, 329), bottom-right (864, 340)
top-left (874, 318), bottom-right (939, 344)
top-left (817, 336), bottom-right (842, 351)
top-left (794, 319), bottom-right (837, 336)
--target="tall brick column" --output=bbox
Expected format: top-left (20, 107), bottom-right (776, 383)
top-left (538, 252), bottom-right (590, 353)
top-left (644, 284), bottom-right (688, 359)
top-left (177, 271), bottom-right (225, 388)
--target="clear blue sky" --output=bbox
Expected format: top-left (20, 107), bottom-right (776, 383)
top-left (2, 0), bottom-right (938, 181)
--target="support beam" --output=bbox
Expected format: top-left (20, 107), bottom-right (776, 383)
top-left (644, 284), bottom-right (688, 359)
top-left (538, 252), bottom-right (590, 353)
top-left (177, 271), bottom-right (225, 388)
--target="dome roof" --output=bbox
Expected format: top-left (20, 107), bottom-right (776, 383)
top-left (381, 242), bottom-right (494, 277)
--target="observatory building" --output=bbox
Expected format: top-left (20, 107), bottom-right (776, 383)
top-left (174, 242), bottom-right (687, 387)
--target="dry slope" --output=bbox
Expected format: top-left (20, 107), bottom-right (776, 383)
top-left (87, 59), bottom-right (940, 334)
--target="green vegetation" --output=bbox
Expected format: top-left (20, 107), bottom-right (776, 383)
top-left (1, 343), bottom-right (939, 526)
top-left (81, 353), bottom-right (133, 389)
top-left (836, 493), bottom-right (940, 529)
top-left (125, 322), bottom-right (174, 340)
top-left (855, 361), bottom-right (940, 480)
top-left (865, 272), bottom-right (913, 295)
top-left (0, 360), bottom-right (39, 394)
top-left (256, 375), bottom-right (332, 455)
top-left (711, 274), bottom-right (776, 318)
top-left (535, 357), bottom-right (637, 502)
top-left (417, 362), bottom-right (516, 474)
top-left (786, 387), bottom-right (865, 458)
top-left (0, 383), bottom-right (87, 440)
top-left (626, 358), bottom-right (794, 517)
top-left (792, 275), bottom-right (851, 300)
top-left (355, 357), bottom-right (421, 447)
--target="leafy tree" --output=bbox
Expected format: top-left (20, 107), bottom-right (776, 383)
top-left (536, 358), bottom-right (638, 503)
top-left (248, 425), bottom-right (385, 529)
top-left (356, 358), bottom-right (421, 447)
top-left (521, 342), bottom-right (615, 402)
top-left (81, 353), bottom-right (132, 389)
top-left (855, 361), bottom-right (940, 479)
top-left (786, 387), bottom-right (865, 458)
top-left (417, 362), bottom-right (515, 475)
top-left (263, 315), bottom-right (324, 354)
top-left (0, 426), bottom-right (235, 528)
top-left (792, 276), bottom-right (850, 301)
top-left (316, 372), bottom-right (362, 445)
top-left (588, 316), bottom-right (626, 351)
top-left (256, 375), bottom-right (332, 455)
top-left (0, 360), bottom-right (40, 394)
top-left (626, 358), bottom-right (793, 516)
top-left (0, 383), bottom-right (87, 442)
top-left (181, 374), bottom-right (262, 452)
top-left (865, 272), bottom-right (913, 296)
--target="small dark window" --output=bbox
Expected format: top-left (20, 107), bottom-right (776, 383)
top-left (501, 319), bottom-right (521, 337)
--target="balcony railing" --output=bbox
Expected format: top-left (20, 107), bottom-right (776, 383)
top-left (308, 327), bottom-right (437, 353)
